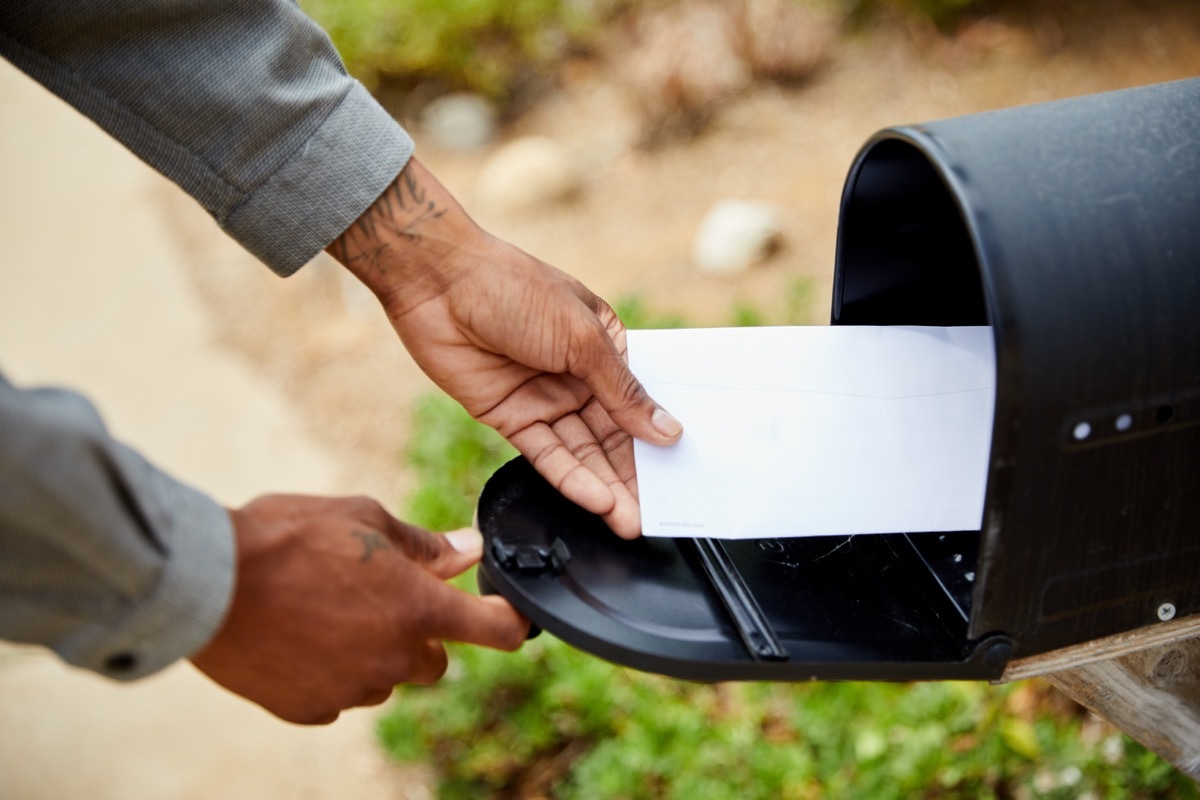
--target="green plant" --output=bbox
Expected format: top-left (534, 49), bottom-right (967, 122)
top-left (404, 392), bottom-right (516, 531)
top-left (382, 298), bottom-right (1196, 798)
top-left (300, 0), bottom-right (628, 99)
top-left (612, 295), bottom-right (688, 331)
top-left (730, 277), bottom-right (819, 327)
top-left (302, 0), bottom-right (997, 105)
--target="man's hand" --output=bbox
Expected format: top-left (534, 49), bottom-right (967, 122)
top-left (189, 494), bottom-right (528, 725)
top-left (327, 158), bottom-right (683, 538)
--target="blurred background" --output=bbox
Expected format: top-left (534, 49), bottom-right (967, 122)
top-left (2, 0), bottom-right (1199, 798)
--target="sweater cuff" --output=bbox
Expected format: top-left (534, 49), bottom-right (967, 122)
top-left (221, 81), bottom-right (415, 277)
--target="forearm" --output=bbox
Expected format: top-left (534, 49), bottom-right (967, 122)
top-left (0, 373), bottom-right (234, 680)
top-left (0, 0), bottom-right (412, 275)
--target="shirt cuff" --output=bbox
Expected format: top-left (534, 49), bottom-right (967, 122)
top-left (220, 81), bottom-right (414, 277)
top-left (68, 462), bottom-right (237, 682)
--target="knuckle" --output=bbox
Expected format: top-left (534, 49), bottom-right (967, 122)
top-left (613, 371), bottom-right (649, 411)
top-left (409, 648), bottom-right (449, 686)
top-left (429, 649), bottom-right (450, 681)
top-left (373, 659), bottom-right (402, 688)
top-left (598, 427), bottom-right (630, 455)
top-left (405, 600), bottom-right (439, 637)
top-left (502, 625), bottom-right (528, 652)
top-left (284, 704), bottom-right (341, 726)
top-left (359, 686), bottom-right (394, 708)
top-left (529, 439), bottom-right (567, 470)
top-left (379, 653), bottom-right (415, 686)
top-left (569, 438), bottom-right (603, 463)
top-left (351, 495), bottom-right (387, 519)
top-left (496, 616), bottom-right (530, 652)
top-left (407, 526), bottom-right (444, 563)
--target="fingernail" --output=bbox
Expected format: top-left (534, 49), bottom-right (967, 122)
top-left (445, 527), bottom-right (483, 555)
top-left (651, 407), bottom-right (683, 439)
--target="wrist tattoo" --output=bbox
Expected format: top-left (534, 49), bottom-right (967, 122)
top-left (351, 529), bottom-right (393, 562)
top-left (328, 166), bottom-right (446, 276)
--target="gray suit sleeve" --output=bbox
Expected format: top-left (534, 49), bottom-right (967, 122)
top-left (0, 0), bottom-right (414, 276)
top-left (0, 374), bottom-right (235, 680)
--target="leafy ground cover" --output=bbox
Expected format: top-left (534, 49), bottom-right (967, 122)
top-left (302, 0), bottom-right (992, 102)
top-left (378, 298), bottom-right (1197, 799)
top-left (300, 0), bottom-right (629, 100)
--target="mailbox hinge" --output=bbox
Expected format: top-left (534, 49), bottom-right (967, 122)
top-left (491, 537), bottom-right (571, 575)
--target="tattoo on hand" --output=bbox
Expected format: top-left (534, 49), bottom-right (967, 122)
top-left (351, 529), bottom-right (393, 562)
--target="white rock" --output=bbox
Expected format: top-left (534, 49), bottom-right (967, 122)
top-left (474, 136), bottom-right (583, 214)
top-left (420, 93), bottom-right (497, 152)
top-left (691, 199), bottom-right (784, 274)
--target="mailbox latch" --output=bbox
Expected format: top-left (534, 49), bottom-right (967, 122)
top-left (492, 537), bottom-right (571, 575)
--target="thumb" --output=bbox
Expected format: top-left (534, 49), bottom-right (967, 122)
top-left (381, 516), bottom-right (483, 580)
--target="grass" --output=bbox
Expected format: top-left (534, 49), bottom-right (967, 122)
top-left (378, 295), bottom-right (1197, 798)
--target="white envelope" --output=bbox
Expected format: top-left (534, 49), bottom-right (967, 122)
top-left (628, 325), bottom-right (995, 538)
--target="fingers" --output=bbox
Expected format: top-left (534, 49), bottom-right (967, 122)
top-left (300, 641), bottom-right (445, 722)
top-left (508, 421), bottom-right (616, 516)
top-left (551, 411), bottom-right (641, 538)
top-left (418, 585), bottom-right (531, 652)
top-left (578, 396), bottom-right (638, 495)
top-left (334, 509), bottom-right (529, 650)
top-left (401, 639), bottom-right (452, 686)
top-left (354, 686), bottom-right (397, 708)
top-left (205, 494), bottom-right (528, 728)
top-left (489, 393), bottom-right (642, 535)
top-left (568, 303), bottom-right (684, 448)
top-left (350, 498), bottom-right (483, 580)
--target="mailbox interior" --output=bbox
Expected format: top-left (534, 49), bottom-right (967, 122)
top-left (833, 138), bottom-right (989, 329)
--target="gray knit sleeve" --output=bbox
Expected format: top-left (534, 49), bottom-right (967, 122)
top-left (0, 374), bottom-right (235, 680)
top-left (0, 0), bottom-right (414, 276)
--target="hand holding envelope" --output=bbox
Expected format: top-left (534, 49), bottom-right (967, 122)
top-left (628, 326), bottom-right (995, 539)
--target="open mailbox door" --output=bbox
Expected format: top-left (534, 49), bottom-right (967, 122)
top-left (477, 78), bottom-right (1200, 682)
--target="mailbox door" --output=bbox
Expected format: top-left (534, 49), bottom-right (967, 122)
top-left (478, 458), bottom-right (1012, 682)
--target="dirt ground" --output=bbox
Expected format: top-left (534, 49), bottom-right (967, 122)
top-left (180, 0), bottom-right (1200, 510)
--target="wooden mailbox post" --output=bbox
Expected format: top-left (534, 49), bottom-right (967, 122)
top-left (1004, 615), bottom-right (1200, 780)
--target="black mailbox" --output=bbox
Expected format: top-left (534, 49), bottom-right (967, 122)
top-left (477, 78), bottom-right (1200, 682)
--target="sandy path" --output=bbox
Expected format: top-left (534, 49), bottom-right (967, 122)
top-left (0, 60), bottom-right (424, 800)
